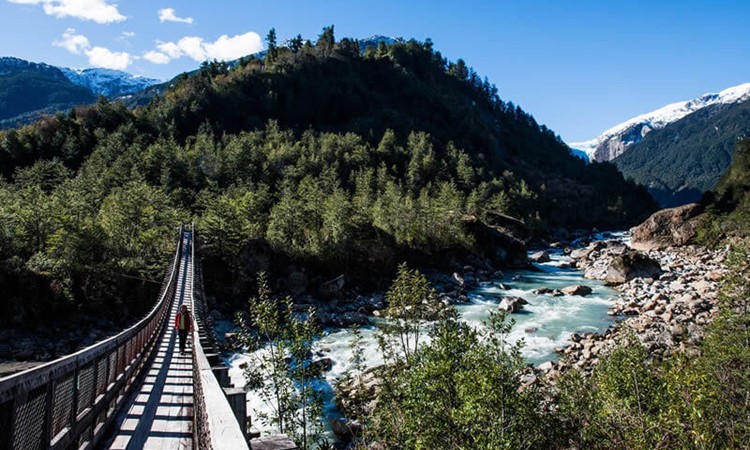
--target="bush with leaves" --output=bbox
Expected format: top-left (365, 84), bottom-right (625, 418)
top-left (235, 273), bottom-right (329, 450)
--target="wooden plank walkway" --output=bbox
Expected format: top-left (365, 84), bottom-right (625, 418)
top-left (104, 233), bottom-right (194, 450)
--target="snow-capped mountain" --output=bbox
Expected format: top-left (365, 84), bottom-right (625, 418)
top-left (358, 35), bottom-right (405, 53)
top-left (60, 67), bottom-right (160, 98)
top-left (569, 82), bottom-right (750, 162)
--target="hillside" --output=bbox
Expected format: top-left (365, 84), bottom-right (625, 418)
top-left (613, 99), bottom-right (750, 206)
top-left (0, 57), bottom-right (95, 128)
top-left (0, 31), bottom-right (655, 327)
top-left (569, 82), bottom-right (750, 162)
top-left (0, 57), bottom-right (159, 129)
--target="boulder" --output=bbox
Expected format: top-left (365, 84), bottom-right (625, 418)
top-left (691, 280), bottom-right (713, 295)
top-left (561, 285), bottom-right (593, 296)
top-left (529, 251), bottom-right (551, 263)
top-left (329, 417), bottom-right (360, 439)
top-left (631, 203), bottom-right (705, 251)
top-left (319, 275), bottom-right (345, 298)
top-left (462, 214), bottom-right (529, 267)
top-left (311, 357), bottom-right (334, 373)
top-left (538, 361), bottom-right (554, 372)
top-left (499, 296), bottom-right (528, 313)
top-left (604, 250), bottom-right (662, 285)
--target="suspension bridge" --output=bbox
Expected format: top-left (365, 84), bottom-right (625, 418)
top-left (0, 225), bottom-right (297, 450)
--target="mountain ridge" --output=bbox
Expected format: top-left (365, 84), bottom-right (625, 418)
top-left (0, 56), bottom-right (161, 129)
top-left (569, 82), bottom-right (750, 162)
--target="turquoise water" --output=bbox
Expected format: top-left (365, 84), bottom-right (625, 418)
top-left (227, 245), bottom-right (617, 436)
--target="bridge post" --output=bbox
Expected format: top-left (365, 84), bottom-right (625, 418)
top-left (205, 353), bottom-right (220, 366)
top-left (211, 366), bottom-right (231, 387)
top-left (223, 387), bottom-right (248, 438)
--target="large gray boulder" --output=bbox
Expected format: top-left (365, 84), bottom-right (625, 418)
top-left (499, 296), bottom-right (528, 313)
top-left (604, 250), bottom-right (662, 284)
top-left (631, 203), bottom-right (705, 251)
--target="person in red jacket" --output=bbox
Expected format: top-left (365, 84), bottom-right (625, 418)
top-left (175, 304), bottom-right (192, 355)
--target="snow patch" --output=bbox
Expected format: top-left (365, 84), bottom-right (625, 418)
top-left (60, 67), bottom-right (161, 98)
top-left (568, 82), bottom-right (750, 161)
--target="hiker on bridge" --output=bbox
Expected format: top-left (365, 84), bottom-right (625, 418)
top-left (175, 304), bottom-right (192, 355)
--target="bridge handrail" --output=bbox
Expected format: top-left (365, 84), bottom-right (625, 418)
top-left (0, 225), bottom-right (184, 450)
top-left (190, 224), bottom-right (251, 450)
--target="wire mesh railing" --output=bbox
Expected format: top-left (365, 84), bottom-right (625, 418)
top-left (0, 225), bottom-right (184, 450)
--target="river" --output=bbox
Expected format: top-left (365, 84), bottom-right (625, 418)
top-left (225, 235), bottom-right (621, 440)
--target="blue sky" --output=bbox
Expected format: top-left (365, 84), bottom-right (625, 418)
top-left (1, 0), bottom-right (748, 141)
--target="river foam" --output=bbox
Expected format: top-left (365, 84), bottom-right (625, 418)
top-left (227, 244), bottom-right (617, 437)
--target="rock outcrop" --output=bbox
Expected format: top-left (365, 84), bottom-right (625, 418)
top-left (631, 203), bottom-right (705, 251)
top-left (462, 215), bottom-right (529, 268)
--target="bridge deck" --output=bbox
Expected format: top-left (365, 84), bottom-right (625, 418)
top-left (104, 233), bottom-right (194, 450)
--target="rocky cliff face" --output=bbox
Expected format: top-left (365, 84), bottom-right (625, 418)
top-left (631, 203), bottom-right (705, 251)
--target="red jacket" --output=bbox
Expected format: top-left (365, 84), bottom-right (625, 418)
top-left (175, 310), bottom-right (192, 332)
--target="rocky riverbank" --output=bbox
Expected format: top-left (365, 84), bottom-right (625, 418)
top-left (335, 222), bottom-right (729, 425)
top-left (537, 233), bottom-right (726, 379)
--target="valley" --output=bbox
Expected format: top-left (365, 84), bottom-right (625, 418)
top-left (0, 14), bottom-right (748, 450)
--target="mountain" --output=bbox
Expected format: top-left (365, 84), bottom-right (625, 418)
top-left (0, 34), bottom-right (656, 326)
top-left (59, 67), bottom-right (159, 98)
top-left (0, 57), bottom-right (160, 129)
top-left (569, 83), bottom-right (750, 162)
top-left (0, 57), bottom-right (95, 128)
top-left (614, 98), bottom-right (750, 206)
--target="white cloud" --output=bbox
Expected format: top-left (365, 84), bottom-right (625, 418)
top-left (85, 46), bottom-right (133, 70)
top-left (143, 50), bottom-right (170, 64)
top-left (53, 27), bottom-right (89, 54)
top-left (53, 28), bottom-right (134, 70)
top-left (143, 31), bottom-right (262, 65)
top-left (203, 33), bottom-right (262, 61)
top-left (8, 0), bottom-right (126, 24)
top-left (158, 7), bottom-right (193, 24)
top-left (155, 41), bottom-right (182, 59)
top-left (176, 36), bottom-right (206, 61)
top-left (121, 31), bottom-right (135, 38)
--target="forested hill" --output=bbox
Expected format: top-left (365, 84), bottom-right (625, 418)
top-left (0, 29), bottom-right (655, 326)
top-left (613, 98), bottom-right (750, 207)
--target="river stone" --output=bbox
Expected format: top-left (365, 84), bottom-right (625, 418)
top-left (561, 285), bottom-right (593, 296)
top-left (529, 250), bottom-right (551, 263)
top-left (538, 361), bottom-right (554, 372)
top-left (691, 279), bottom-right (713, 295)
top-left (499, 296), bottom-right (528, 313)
top-left (706, 271), bottom-right (723, 281)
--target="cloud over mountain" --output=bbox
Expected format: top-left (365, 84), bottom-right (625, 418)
top-left (144, 31), bottom-right (262, 64)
